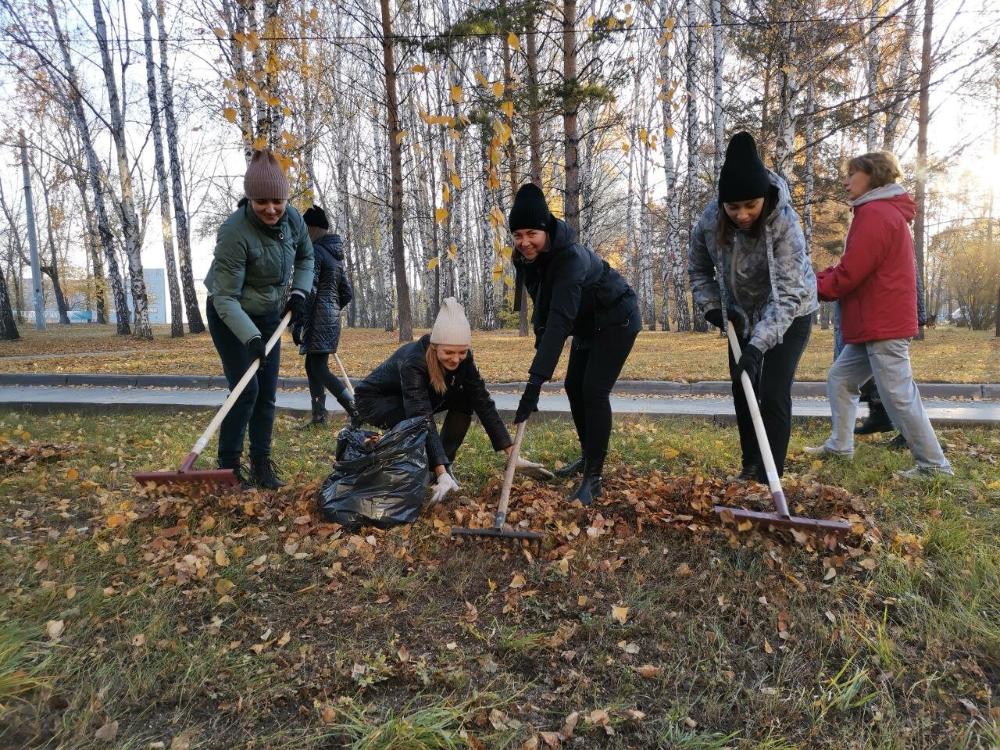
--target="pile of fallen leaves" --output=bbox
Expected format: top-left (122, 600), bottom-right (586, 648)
top-left (0, 439), bottom-right (77, 477)
top-left (438, 467), bottom-right (909, 579)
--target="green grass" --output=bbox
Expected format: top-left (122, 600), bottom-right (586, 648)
top-left (0, 409), bottom-right (997, 748)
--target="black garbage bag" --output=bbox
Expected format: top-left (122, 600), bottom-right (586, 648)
top-left (317, 416), bottom-right (429, 531)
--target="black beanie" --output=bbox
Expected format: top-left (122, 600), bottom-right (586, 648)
top-left (718, 132), bottom-right (770, 204)
top-left (303, 205), bottom-right (330, 229)
top-left (508, 183), bottom-right (552, 232)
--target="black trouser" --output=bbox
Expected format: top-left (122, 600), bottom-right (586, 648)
top-left (207, 299), bottom-right (281, 465)
top-left (305, 352), bottom-right (351, 410)
top-left (563, 310), bottom-right (641, 476)
top-left (356, 393), bottom-right (473, 467)
top-left (728, 313), bottom-right (811, 477)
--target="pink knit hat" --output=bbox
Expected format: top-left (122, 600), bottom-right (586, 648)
top-left (243, 150), bottom-right (289, 200)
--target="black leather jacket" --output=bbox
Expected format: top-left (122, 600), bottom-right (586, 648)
top-left (354, 334), bottom-right (511, 467)
top-left (514, 218), bottom-right (637, 380)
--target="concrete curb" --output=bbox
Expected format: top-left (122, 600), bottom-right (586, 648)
top-left (0, 372), bottom-right (995, 400)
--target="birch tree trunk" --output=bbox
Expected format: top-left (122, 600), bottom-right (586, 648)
top-left (92, 0), bottom-right (152, 338)
top-left (36, 178), bottom-right (70, 324)
top-left (913, 0), bottom-right (934, 341)
top-left (379, 0), bottom-right (413, 342)
top-left (562, 0), bottom-right (581, 232)
top-left (0, 269), bottom-right (17, 339)
top-left (142, 0), bottom-right (183, 337)
top-left (774, 22), bottom-right (797, 183)
top-left (864, 0), bottom-right (882, 150)
top-left (883, 0), bottom-right (919, 150)
top-left (157, 0), bottom-right (204, 332)
top-left (710, 0), bottom-right (725, 182)
top-left (659, 0), bottom-right (689, 331)
top-left (685, 0), bottom-right (706, 332)
top-left (46, 0), bottom-right (130, 333)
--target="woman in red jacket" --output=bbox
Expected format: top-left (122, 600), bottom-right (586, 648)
top-left (808, 152), bottom-right (951, 477)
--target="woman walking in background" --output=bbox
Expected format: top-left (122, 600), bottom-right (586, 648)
top-left (293, 205), bottom-right (359, 428)
top-left (807, 151), bottom-right (952, 478)
top-left (688, 131), bottom-right (818, 483)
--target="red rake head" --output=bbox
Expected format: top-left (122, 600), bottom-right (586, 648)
top-left (133, 468), bottom-right (240, 488)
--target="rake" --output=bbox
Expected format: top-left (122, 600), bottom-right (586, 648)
top-left (714, 319), bottom-right (851, 535)
top-left (451, 420), bottom-right (545, 542)
top-left (133, 312), bottom-right (292, 489)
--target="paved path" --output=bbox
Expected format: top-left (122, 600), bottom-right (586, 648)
top-left (3, 384), bottom-right (998, 424)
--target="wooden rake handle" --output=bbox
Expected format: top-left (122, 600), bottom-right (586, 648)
top-left (188, 311), bottom-right (292, 462)
top-left (726, 320), bottom-right (790, 518)
top-left (494, 420), bottom-right (527, 528)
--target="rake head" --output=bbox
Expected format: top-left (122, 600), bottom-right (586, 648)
top-left (714, 505), bottom-right (852, 535)
top-left (133, 468), bottom-right (239, 489)
top-left (451, 525), bottom-right (544, 541)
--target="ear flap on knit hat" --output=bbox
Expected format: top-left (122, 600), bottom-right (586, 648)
top-left (244, 149), bottom-right (290, 201)
top-left (717, 131), bottom-right (770, 204)
top-left (430, 297), bottom-right (472, 346)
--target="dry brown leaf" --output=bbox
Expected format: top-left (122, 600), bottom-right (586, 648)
top-left (611, 605), bottom-right (629, 624)
top-left (94, 719), bottom-right (118, 742)
top-left (561, 711), bottom-right (579, 738)
top-left (636, 664), bottom-right (661, 678)
top-left (46, 619), bottom-right (64, 640)
top-left (510, 573), bottom-right (526, 589)
top-left (540, 731), bottom-right (561, 747)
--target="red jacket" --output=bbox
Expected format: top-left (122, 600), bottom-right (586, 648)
top-left (816, 191), bottom-right (918, 344)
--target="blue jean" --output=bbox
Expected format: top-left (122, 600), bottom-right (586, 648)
top-left (207, 299), bottom-right (282, 465)
top-left (822, 338), bottom-right (951, 472)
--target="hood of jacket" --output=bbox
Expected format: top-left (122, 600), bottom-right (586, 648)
top-left (313, 231), bottom-right (344, 261)
top-left (852, 184), bottom-right (916, 223)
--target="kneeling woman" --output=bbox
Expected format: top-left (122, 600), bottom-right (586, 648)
top-left (509, 183), bottom-right (641, 506)
top-left (354, 298), bottom-right (549, 504)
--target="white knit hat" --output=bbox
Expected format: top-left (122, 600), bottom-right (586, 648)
top-left (430, 297), bottom-right (472, 346)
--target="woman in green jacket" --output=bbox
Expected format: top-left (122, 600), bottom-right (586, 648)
top-left (204, 150), bottom-right (314, 489)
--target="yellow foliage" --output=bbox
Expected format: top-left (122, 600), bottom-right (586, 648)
top-left (506, 32), bottom-right (520, 50)
top-left (223, 107), bottom-right (237, 123)
top-left (450, 85), bottom-right (463, 103)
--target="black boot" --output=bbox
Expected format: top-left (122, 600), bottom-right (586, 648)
top-left (250, 455), bottom-right (286, 490)
top-left (738, 463), bottom-right (761, 481)
top-left (886, 433), bottom-right (908, 450)
top-left (339, 396), bottom-right (362, 427)
top-left (556, 456), bottom-right (585, 478)
top-left (299, 397), bottom-right (327, 429)
top-left (855, 402), bottom-right (893, 434)
top-left (218, 458), bottom-right (253, 492)
top-left (569, 472), bottom-right (602, 506)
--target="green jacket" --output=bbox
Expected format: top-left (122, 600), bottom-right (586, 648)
top-left (205, 203), bottom-right (314, 343)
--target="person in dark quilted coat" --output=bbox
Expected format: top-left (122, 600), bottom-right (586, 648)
top-left (294, 206), bottom-right (359, 427)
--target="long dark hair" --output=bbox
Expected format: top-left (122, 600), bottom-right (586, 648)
top-left (716, 185), bottom-right (779, 247)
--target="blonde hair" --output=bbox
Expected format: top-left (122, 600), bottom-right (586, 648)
top-left (847, 151), bottom-right (903, 189)
top-left (425, 344), bottom-right (447, 395)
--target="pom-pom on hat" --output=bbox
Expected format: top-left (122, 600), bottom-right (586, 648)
top-left (243, 149), bottom-right (290, 201)
top-left (718, 132), bottom-right (770, 204)
top-left (303, 205), bottom-right (330, 229)
top-left (508, 182), bottom-right (552, 232)
top-left (430, 297), bottom-right (472, 347)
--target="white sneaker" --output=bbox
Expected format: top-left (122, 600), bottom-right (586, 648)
top-left (804, 445), bottom-right (852, 457)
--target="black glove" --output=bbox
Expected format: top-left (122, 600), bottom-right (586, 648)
top-left (283, 292), bottom-right (307, 325)
top-left (291, 324), bottom-right (303, 346)
top-left (514, 378), bottom-right (543, 424)
top-left (736, 344), bottom-right (763, 394)
top-left (726, 306), bottom-right (750, 340)
top-left (246, 336), bottom-right (267, 366)
top-left (704, 308), bottom-right (724, 329)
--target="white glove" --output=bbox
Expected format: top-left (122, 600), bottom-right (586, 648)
top-left (514, 455), bottom-right (554, 481)
top-left (429, 471), bottom-right (460, 505)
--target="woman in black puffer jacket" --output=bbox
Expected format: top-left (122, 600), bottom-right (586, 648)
top-left (293, 206), bottom-right (359, 427)
top-left (509, 183), bottom-right (641, 506)
top-left (354, 297), bottom-right (550, 505)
